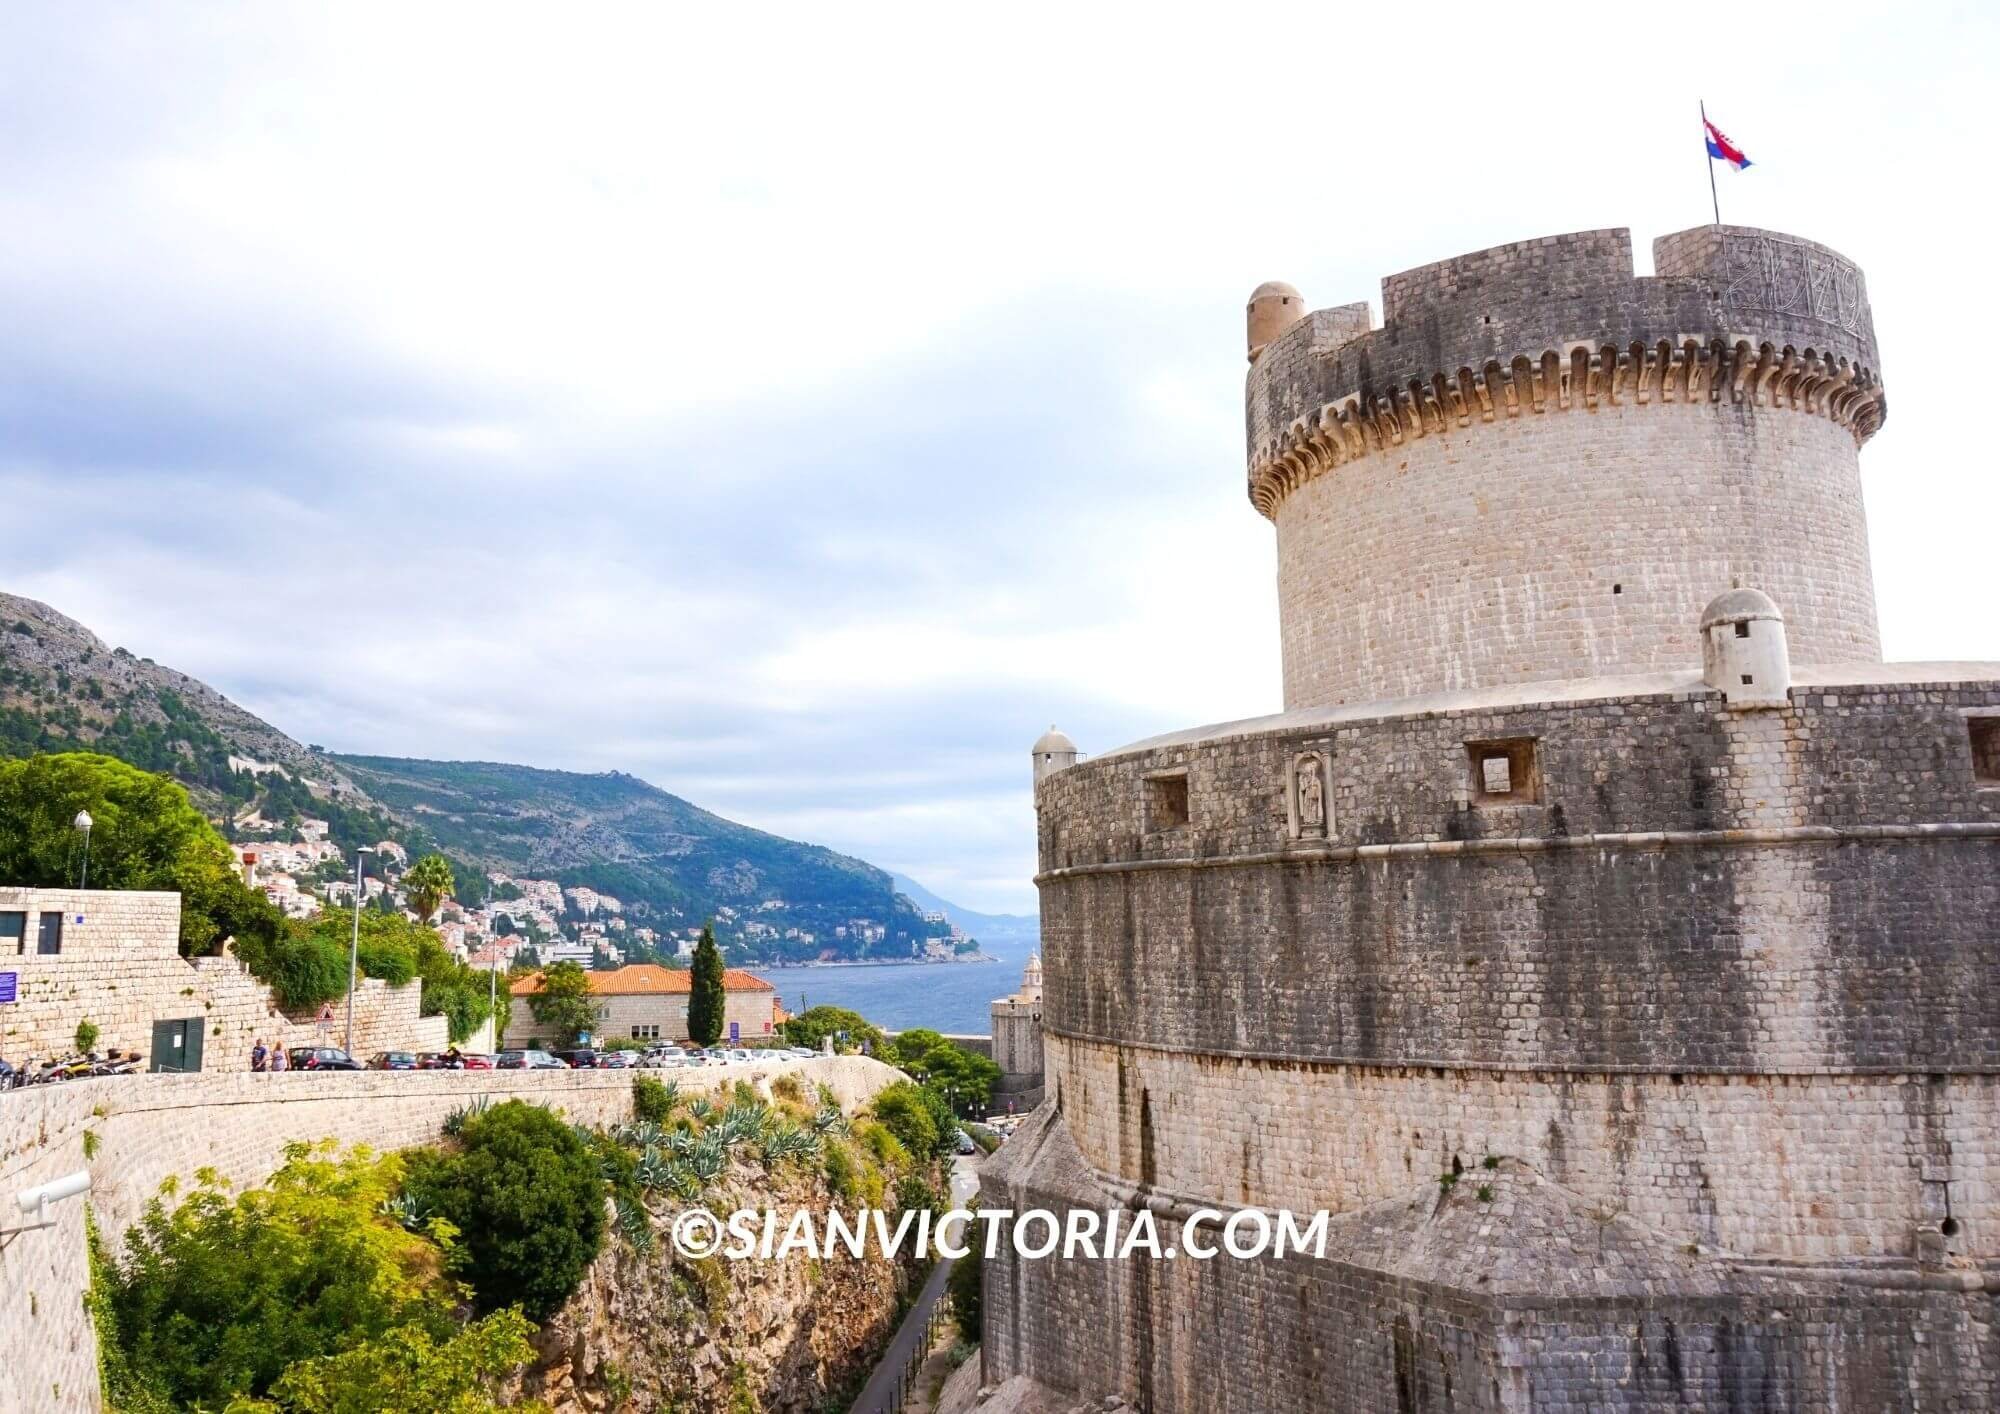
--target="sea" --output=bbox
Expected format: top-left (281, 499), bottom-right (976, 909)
top-left (761, 932), bottom-right (1038, 1034)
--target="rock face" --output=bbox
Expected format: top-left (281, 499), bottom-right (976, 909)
top-left (517, 1066), bottom-right (935, 1413)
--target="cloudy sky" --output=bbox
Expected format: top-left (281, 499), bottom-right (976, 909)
top-left (4, 5), bottom-right (1995, 912)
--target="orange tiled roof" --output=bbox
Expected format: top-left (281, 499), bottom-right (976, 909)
top-left (509, 962), bottom-right (775, 997)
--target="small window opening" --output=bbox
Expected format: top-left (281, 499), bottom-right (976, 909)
top-left (1741, 675), bottom-right (1754, 686)
top-left (1145, 773), bottom-right (1190, 831)
top-left (1969, 718), bottom-right (2000, 786)
top-left (1612, 583), bottom-right (1622, 595)
top-left (1942, 1216), bottom-right (1962, 1237)
top-left (36, 910), bottom-right (63, 955)
top-left (1468, 739), bottom-right (1540, 805)
top-left (1734, 621), bottom-right (1751, 639)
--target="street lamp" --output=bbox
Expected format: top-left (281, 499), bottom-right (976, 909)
top-left (345, 847), bottom-right (373, 1056)
top-left (73, 811), bottom-right (93, 890)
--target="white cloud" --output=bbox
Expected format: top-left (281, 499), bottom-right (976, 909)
top-left (5, 3), bottom-right (1996, 911)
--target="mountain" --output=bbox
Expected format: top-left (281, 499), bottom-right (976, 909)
top-left (889, 872), bottom-right (1040, 948)
top-left (0, 590), bottom-right (947, 963)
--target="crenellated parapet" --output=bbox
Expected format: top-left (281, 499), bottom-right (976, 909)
top-left (1245, 224), bottom-right (1885, 518)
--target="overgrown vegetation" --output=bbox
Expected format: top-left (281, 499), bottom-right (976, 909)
top-left (883, 1028), bottom-right (1003, 1113)
top-left (233, 909), bottom-right (493, 1041)
top-left (403, 1101), bottom-right (606, 1320)
top-left (88, 1143), bottom-right (548, 1412)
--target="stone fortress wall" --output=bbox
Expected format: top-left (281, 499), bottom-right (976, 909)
top-left (1248, 226), bottom-right (1886, 709)
top-left (0, 886), bottom-right (447, 1067)
top-left (984, 223), bottom-right (2000, 1412)
top-left (0, 1054), bottom-right (903, 1414)
top-left (1033, 669), bottom-right (2000, 1262)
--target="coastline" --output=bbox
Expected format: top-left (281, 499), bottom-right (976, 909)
top-left (756, 953), bottom-right (1000, 970)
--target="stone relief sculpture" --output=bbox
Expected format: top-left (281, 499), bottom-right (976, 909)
top-left (1293, 752), bottom-right (1327, 838)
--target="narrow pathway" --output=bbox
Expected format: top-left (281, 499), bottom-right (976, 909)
top-left (848, 1158), bottom-right (979, 1413)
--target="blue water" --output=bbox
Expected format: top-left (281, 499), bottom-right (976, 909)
top-left (762, 934), bottom-right (1038, 1034)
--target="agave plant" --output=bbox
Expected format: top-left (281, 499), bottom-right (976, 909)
top-left (378, 1192), bottom-right (434, 1232)
top-left (618, 1120), bottom-right (666, 1151)
top-left (615, 1194), bottom-right (655, 1254)
top-left (441, 1095), bottom-right (492, 1138)
top-left (759, 1124), bottom-right (821, 1169)
top-left (714, 1102), bottom-right (770, 1148)
top-left (686, 1133), bottom-right (727, 1183)
top-left (810, 1105), bottom-right (847, 1136)
top-left (688, 1097), bottom-right (715, 1124)
top-left (635, 1147), bottom-right (677, 1191)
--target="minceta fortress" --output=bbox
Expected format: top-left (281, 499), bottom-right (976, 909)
top-left (987, 225), bottom-right (2000, 1410)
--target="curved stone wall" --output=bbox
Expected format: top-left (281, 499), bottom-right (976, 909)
top-left (1271, 400), bottom-right (1880, 707)
top-left (1036, 675), bottom-right (2000, 1075)
top-left (1044, 1034), bottom-right (1993, 1261)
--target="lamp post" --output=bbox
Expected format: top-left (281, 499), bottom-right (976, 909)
top-left (345, 847), bottom-right (373, 1056)
top-left (73, 811), bottom-right (93, 890)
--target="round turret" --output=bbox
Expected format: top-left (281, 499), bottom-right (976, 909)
top-left (1701, 587), bottom-right (1791, 709)
top-left (1246, 281), bottom-right (1305, 363)
top-left (1031, 725), bottom-right (1079, 786)
top-left (1243, 225), bottom-right (1886, 709)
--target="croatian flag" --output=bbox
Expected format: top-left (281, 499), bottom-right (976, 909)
top-left (1704, 117), bottom-right (1752, 171)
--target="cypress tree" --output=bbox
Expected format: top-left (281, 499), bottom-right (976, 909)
top-left (687, 923), bottom-right (726, 1046)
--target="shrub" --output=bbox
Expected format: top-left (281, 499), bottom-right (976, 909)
top-left (780, 1005), bottom-right (884, 1055)
top-left (100, 1145), bottom-right (453, 1409)
top-left (633, 1075), bottom-right (679, 1125)
top-left (947, 1244), bottom-right (984, 1343)
top-left (232, 1308), bottom-right (547, 1414)
top-left (75, 1018), bottom-right (100, 1053)
top-left (403, 1101), bottom-right (605, 1320)
top-left (235, 928), bottom-right (348, 1012)
top-left (871, 1081), bottom-right (941, 1159)
top-left (822, 1141), bottom-right (859, 1201)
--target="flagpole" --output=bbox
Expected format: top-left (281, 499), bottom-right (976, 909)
top-left (1701, 99), bottom-right (1721, 226)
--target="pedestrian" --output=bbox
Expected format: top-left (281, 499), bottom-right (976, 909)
top-left (250, 1037), bottom-right (268, 1073)
top-left (270, 1043), bottom-right (290, 1073)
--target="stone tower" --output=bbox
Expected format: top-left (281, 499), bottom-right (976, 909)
top-left (982, 225), bottom-right (2000, 1413)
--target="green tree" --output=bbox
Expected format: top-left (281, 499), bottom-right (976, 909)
top-left (687, 924), bottom-right (726, 1047)
top-left (102, 1144), bottom-right (456, 1409)
top-left (0, 752), bottom-right (281, 956)
top-left (525, 960), bottom-right (594, 1048)
top-left (403, 854), bottom-right (456, 924)
top-left (870, 1080), bottom-right (945, 1159)
top-left (780, 1005), bottom-right (885, 1056)
top-left (403, 1100), bottom-right (606, 1320)
top-left (886, 1028), bottom-right (1003, 1112)
top-left (226, 1308), bottom-right (548, 1414)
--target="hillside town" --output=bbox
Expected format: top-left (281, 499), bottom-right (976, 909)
top-left (231, 812), bottom-right (979, 972)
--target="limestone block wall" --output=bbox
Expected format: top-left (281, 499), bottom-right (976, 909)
top-left (990, 997), bottom-right (1044, 1078)
top-left (1030, 674), bottom-right (2000, 1268)
top-left (1271, 403), bottom-right (1879, 707)
top-left (1047, 1033), bottom-right (1992, 1262)
top-left (1036, 675), bottom-right (2000, 1072)
top-left (0, 1054), bottom-right (904, 1414)
top-left (0, 887), bottom-right (446, 1067)
top-left (979, 1106), bottom-right (1998, 1414)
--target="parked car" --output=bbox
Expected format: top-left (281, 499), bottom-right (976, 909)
top-left (289, 1047), bottom-right (363, 1071)
top-left (458, 1052), bottom-right (495, 1070)
top-left (493, 1049), bottom-right (568, 1070)
top-left (553, 1049), bottom-right (604, 1069)
top-left (788, 1047), bottom-right (818, 1059)
top-left (726, 1048), bottom-right (755, 1064)
top-left (700, 1048), bottom-right (731, 1066)
top-left (598, 1050), bottom-right (638, 1069)
top-left (369, 1051), bottom-right (420, 1071)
